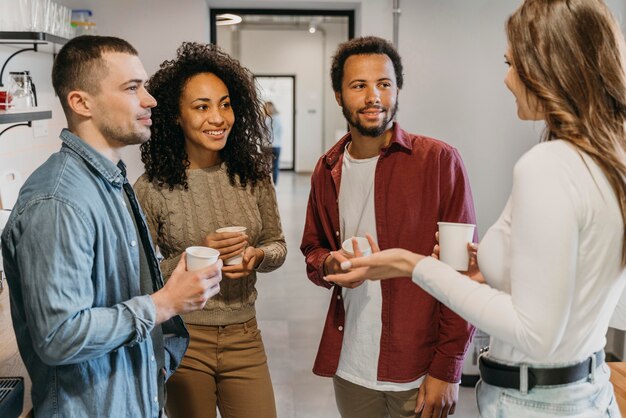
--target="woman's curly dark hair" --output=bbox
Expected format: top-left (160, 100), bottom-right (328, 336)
top-left (141, 42), bottom-right (272, 189)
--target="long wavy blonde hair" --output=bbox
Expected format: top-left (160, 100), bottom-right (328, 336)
top-left (507, 0), bottom-right (626, 263)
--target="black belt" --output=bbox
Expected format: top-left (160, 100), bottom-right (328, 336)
top-left (479, 351), bottom-right (603, 393)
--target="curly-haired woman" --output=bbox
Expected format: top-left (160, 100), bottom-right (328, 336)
top-left (134, 42), bottom-right (286, 418)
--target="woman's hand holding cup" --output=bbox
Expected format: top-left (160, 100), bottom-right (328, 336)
top-left (204, 229), bottom-right (248, 262)
top-left (433, 231), bottom-right (485, 284)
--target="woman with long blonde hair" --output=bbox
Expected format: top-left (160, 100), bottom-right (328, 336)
top-left (327, 0), bottom-right (626, 416)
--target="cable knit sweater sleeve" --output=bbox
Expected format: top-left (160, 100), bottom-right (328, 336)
top-left (255, 179), bottom-right (287, 273)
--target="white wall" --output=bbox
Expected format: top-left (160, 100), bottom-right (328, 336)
top-left (321, 22), bottom-right (351, 151)
top-left (396, 0), bottom-right (539, 235)
top-left (396, 0), bottom-right (625, 234)
top-left (240, 29), bottom-right (323, 172)
top-left (218, 21), bottom-right (347, 171)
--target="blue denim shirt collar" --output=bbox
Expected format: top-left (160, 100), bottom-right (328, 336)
top-left (60, 128), bottom-right (126, 186)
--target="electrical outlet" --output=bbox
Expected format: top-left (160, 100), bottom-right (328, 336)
top-left (33, 120), bottom-right (48, 138)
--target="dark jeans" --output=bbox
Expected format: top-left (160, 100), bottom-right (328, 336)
top-left (271, 147), bottom-right (281, 184)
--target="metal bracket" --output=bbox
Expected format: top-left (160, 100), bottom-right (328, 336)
top-left (0, 44), bottom-right (38, 87)
top-left (0, 121), bottom-right (32, 137)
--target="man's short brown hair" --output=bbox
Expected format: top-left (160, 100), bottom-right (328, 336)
top-left (52, 35), bottom-right (138, 114)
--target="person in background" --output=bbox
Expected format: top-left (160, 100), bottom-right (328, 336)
top-left (135, 42), bottom-right (286, 418)
top-left (300, 36), bottom-right (476, 418)
top-left (264, 100), bottom-right (283, 184)
top-left (327, 1), bottom-right (626, 417)
top-left (1, 35), bottom-right (222, 418)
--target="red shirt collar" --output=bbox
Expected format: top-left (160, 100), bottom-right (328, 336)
top-left (324, 122), bottom-right (412, 167)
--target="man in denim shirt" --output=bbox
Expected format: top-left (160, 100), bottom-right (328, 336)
top-left (1, 36), bottom-right (223, 417)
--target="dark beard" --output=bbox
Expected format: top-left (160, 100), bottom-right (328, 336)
top-left (99, 123), bottom-right (149, 146)
top-left (343, 101), bottom-right (398, 137)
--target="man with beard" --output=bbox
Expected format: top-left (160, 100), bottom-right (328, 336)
top-left (301, 36), bottom-right (476, 418)
top-left (1, 36), bottom-right (223, 418)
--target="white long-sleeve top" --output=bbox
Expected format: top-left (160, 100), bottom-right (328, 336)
top-left (413, 140), bottom-right (626, 365)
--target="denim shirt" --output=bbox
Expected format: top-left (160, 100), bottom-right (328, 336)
top-left (1, 129), bottom-right (189, 418)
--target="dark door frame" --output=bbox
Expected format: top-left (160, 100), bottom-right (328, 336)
top-left (210, 9), bottom-right (355, 45)
top-left (210, 8), bottom-right (355, 172)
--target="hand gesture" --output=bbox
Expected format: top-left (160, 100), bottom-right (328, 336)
top-left (324, 235), bottom-right (377, 289)
top-left (222, 246), bottom-right (265, 279)
top-left (204, 231), bottom-right (248, 262)
top-left (151, 253), bottom-right (223, 324)
top-left (432, 232), bottom-right (485, 284)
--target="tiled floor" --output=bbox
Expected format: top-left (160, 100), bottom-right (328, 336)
top-left (249, 171), bottom-right (480, 418)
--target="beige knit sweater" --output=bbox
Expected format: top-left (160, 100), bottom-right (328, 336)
top-left (134, 163), bottom-right (287, 326)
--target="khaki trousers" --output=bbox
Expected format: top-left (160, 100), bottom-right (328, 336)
top-left (333, 375), bottom-right (419, 418)
top-left (165, 318), bottom-right (277, 418)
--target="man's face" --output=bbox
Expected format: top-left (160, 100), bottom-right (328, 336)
top-left (336, 53), bottom-right (398, 137)
top-left (89, 52), bottom-right (156, 146)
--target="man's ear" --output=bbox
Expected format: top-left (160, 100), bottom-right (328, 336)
top-left (335, 91), bottom-right (343, 107)
top-left (66, 90), bottom-right (92, 118)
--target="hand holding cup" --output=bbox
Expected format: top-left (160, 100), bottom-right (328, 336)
top-left (204, 227), bottom-right (248, 264)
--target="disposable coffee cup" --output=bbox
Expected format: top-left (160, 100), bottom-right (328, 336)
top-left (186, 246), bottom-right (220, 271)
top-left (216, 226), bottom-right (247, 265)
top-left (341, 236), bottom-right (372, 257)
top-left (437, 222), bottom-right (475, 271)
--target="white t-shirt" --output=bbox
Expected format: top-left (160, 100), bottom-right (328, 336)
top-left (336, 145), bottom-right (424, 391)
top-left (412, 140), bottom-right (626, 365)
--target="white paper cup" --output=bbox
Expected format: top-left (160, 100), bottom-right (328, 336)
top-left (186, 246), bottom-right (220, 271)
top-left (341, 237), bottom-right (372, 257)
top-left (216, 226), bottom-right (247, 265)
top-left (437, 222), bottom-right (475, 271)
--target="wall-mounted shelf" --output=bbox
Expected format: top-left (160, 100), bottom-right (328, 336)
top-left (0, 109), bottom-right (51, 137)
top-left (0, 31), bottom-right (68, 49)
top-left (0, 31), bottom-right (69, 87)
top-left (0, 32), bottom-right (66, 138)
top-left (0, 109), bottom-right (51, 124)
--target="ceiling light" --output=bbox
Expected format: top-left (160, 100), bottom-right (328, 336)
top-left (216, 13), bottom-right (242, 26)
top-left (308, 23), bottom-right (317, 34)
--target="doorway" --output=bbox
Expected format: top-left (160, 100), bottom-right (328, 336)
top-left (210, 9), bottom-right (354, 173)
top-left (255, 75), bottom-right (295, 170)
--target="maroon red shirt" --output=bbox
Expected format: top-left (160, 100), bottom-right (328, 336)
top-left (300, 123), bottom-right (477, 383)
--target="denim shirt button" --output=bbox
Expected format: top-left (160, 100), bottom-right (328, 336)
top-left (130, 240), bottom-right (137, 247)
top-left (154, 396), bottom-right (158, 403)
top-left (151, 355), bottom-right (155, 362)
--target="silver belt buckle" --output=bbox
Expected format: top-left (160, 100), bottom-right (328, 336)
top-left (519, 364), bottom-right (529, 394)
top-left (589, 352), bottom-right (597, 384)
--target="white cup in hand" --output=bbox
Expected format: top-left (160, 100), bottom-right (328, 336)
top-left (215, 226), bottom-right (247, 265)
top-left (437, 222), bottom-right (475, 271)
top-left (186, 246), bottom-right (220, 271)
top-left (341, 237), bottom-right (372, 257)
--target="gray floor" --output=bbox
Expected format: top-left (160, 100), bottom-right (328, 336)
top-left (248, 171), bottom-right (480, 418)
